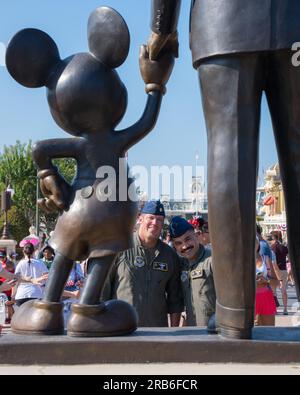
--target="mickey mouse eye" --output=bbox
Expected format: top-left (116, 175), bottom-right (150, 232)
top-left (87, 7), bottom-right (130, 69)
top-left (6, 28), bottom-right (60, 88)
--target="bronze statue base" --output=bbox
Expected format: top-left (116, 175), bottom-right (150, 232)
top-left (1, 327), bottom-right (300, 364)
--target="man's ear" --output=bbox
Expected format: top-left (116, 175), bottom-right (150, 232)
top-left (137, 214), bottom-right (144, 225)
top-left (6, 28), bottom-right (60, 88)
top-left (87, 7), bottom-right (130, 68)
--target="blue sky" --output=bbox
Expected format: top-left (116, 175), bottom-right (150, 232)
top-left (0, 0), bottom-right (278, 193)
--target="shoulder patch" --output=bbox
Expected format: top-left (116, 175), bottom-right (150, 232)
top-left (134, 256), bottom-right (145, 268)
top-left (181, 271), bottom-right (189, 282)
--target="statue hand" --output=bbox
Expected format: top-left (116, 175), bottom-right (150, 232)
top-left (147, 31), bottom-right (179, 61)
top-left (139, 44), bottom-right (175, 94)
top-left (38, 173), bottom-right (71, 213)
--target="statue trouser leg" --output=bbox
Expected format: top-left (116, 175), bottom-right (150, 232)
top-left (198, 54), bottom-right (264, 339)
top-left (67, 255), bottom-right (138, 337)
top-left (43, 252), bottom-right (74, 301)
top-left (11, 252), bottom-right (74, 335)
top-left (266, 50), bottom-right (300, 301)
top-left (78, 255), bottom-right (116, 304)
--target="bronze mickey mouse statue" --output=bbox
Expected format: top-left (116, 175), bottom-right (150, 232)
top-left (6, 7), bottom-right (174, 337)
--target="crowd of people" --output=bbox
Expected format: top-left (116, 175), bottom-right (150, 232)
top-left (0, 200), bottom-right (293, 331)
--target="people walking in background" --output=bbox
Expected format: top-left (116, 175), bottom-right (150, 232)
top-left (0, 265), bottom-right (18, 281)
top-left (62, 262), bottom-right (85, 327)
top-left (286, 260), bottom-right (295, 287)
top-left (257, 226), bottom-right (282, 306)
top-left (162, 230), bottom-right (173, 248)
top-left (0, 249), bottom-right (15, 292)
top-left (0, 250), bottom-right (16, 323)
top-left (63, 262), bottom-right (84, 298)
top-left (0, 279), bottom-right (17, 294)
top-left (41, 245), bottom-right (55, 270)
top-left (198, 222), bottom-right (211, 250)
top-left (271, 232), bottom-right (289, 315)
top-left (12, 243), bottom-right (48, 307)
top-left (255, 241), bottom-right (277, 326)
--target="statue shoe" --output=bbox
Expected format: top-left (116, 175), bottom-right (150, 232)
top-left (11, 299), bottom-right (64, 335)
top-left (67, 299), bottom-right (138, 337)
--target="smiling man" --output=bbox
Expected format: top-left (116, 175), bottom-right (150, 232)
top-left (102, 200), bottom-right (183, 327)
top-left (169, 216), bottom-right (216, 327)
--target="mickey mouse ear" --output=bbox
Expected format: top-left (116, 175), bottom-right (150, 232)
top-left (87, 7), bottom-right (130, 68)
top-left (6, 28), bottom-right (60, 88)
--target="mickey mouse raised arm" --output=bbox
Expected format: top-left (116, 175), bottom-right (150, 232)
top-left (5, 7), bottom-right (174, 337)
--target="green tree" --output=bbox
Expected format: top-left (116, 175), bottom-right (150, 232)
top-left (53, 158), bottom-right (76, 184)
top-left (0, 141), bottom-right (36, 226)
top-left (0, 141), bottom-right (77, 240)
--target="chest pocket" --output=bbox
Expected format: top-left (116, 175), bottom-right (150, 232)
top-left (152, 261), bottom-right (169, 289)
top-left (153, 261), bottom-right (168, 272)
top-left (191, 268), bottom-right (204, 279)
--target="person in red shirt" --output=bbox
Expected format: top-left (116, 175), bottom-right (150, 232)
top-left (0, 250), bottom-right (16, 323)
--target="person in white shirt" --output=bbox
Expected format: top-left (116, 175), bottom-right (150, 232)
top-left (12, 243), bottom-right (48, 307)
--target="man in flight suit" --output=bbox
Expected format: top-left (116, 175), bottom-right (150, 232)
top-left (169, 216), bottom-right (216, 328)
top-left (102, 200), bottom-right (184, 327)
top-left (147, 0), bottom-right (300, 339)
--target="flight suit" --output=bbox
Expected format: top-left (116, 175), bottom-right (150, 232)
top-left (180, 246), bottom-right (216, 326)
top-left (102, 233), bottom-right (184, 327)
top-left (151, 0), bottom-right (300, 338)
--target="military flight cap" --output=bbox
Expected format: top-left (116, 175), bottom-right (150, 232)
top-left (169, 216), bottom-right (194, 239)
top-left (141, 200), bottom-right (165, 217)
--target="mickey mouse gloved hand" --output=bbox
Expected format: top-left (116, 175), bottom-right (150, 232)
top-left (37, 168), bottom-right (71, 213)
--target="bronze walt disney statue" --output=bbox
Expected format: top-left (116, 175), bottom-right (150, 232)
top-left (148, 0), bottom-right (300, 339)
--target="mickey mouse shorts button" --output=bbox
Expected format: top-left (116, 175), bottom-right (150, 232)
top-left (81, 186), bottom-right (94, 199)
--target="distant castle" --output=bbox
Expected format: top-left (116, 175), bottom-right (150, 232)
top-left (138, 176), bottom-right (208, 224)
top-left (256, 164), bottom-right (287, 239)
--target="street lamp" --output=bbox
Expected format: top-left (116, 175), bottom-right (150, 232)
top-left (28, 172), bottom-right (40, 238)
top-left (195, 150), bottom-right (199, 216)
top-left (35, 170), bottom-right (39, 237)
top-left (1, 186), bottom-right (14, 240)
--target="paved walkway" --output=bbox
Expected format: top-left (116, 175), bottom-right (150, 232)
top-left (275, 283), bottom-right (299, 327)
top-left (0, 363), bottom-right (300, 375)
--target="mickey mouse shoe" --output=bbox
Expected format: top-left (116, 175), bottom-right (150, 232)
top-left (11, 299), bottom-right (64, 335)
top-left (67, 299), bottom-right (138, 337)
